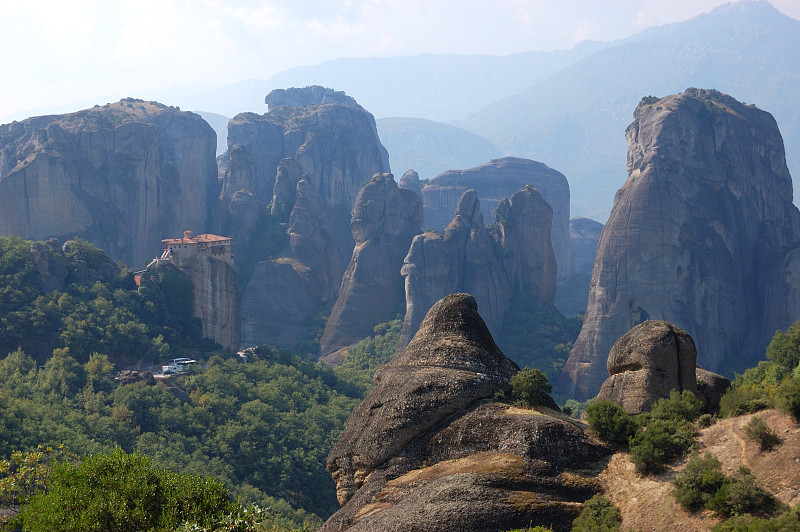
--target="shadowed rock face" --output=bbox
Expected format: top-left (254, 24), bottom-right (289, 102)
top-left (322, 293), bottom-right (609, 532)
top-left (223, 88), bottom-right (390, 350)
top-left (0, 100), bottom-right (218, 268)
top-left (399, 186), bottom-right (556, 351)
top-left (595, 320), bottom-right (697, 414)
top-left (421, 157), bottom-right (571, 280)
top-left (319, 174), bottom-right (422, 358)
top-left (562, 88), bottom-right (800, 400)
top-left (569, 217), bottom-right (603, 276)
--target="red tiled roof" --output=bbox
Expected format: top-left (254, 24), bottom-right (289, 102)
top-left (162, 234), bottom-right (231, 245)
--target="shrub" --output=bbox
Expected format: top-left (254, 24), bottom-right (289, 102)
top-left (510, 367), bottom-right (552, 407)
top-left (571, 494), bottom-right (622, 532)
top-left (19, 448), bottom-right (237, 532)
top-left (744, 416), bottom-right (781, 451)
top-left (697, 414), bottom-right (715, 428)
top-left (707, 467), bottom-right (779, 518)
top-left (629, 417), bottom-right (695, 475)
top-left (649, 390), bottom-right (703, 423)
top-left (710, 505), bottom-right (800, 531)
top-left (585, 400), bottom-right (637, 445)
top-left (672, 453), bottom-right (728, 512)
top-left (719, 386), bottom-right (772, 418)
top-left (776, 376), bottom-right (800, 421)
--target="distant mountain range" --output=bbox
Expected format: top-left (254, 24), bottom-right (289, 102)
top-left (3, 1), bottom-right (796, 220)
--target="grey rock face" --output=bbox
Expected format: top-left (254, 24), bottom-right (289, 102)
top-left (695, 367), bottom-right (731, 415)
top-left (398, 186), bottom-right (557, 351)
top-left (265, 86), bottom-right (363, 111)
top-left (322, 293), bottom-right (609, 532)
top-left (0, 100), bottom-right (218, 268)
top-left (562, 89), bottom-right (800, 400)
top-left (595, 320), bottom-right (698, 414)
top-left (569, 217), bottom-right (603, 276)
top-left (396, 169), bottom-right (422, 199)
top-left (220, 89), bottom-right (390, 350)
top-left (319, 174), bottom-right (422, 357)
top-left (420, 157), bottom-right (571, 280)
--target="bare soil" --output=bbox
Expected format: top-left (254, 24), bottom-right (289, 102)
top-left (599, 410), bottom-right (800, 531)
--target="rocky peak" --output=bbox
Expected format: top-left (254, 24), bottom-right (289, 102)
top-left (398, 186), bottom-right (557, 351)
top-left (323, 293), bottom-right (609, 532)
top-left (396, 169), bottom-right (422, 199)
top-left (318, 173), bottom-right (422, 359)
top-left (265, 86), bottom-right (364, 111)
top-left (420, 157), bottom-right (571, 280)
top-left (561, 88), bottom-right (800, 400)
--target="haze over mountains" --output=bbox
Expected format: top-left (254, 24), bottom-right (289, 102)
top-left (100, 0), bottom-right (794, 221)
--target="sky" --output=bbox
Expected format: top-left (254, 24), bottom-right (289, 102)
top-left (1, 0), bottom-right (799, 122)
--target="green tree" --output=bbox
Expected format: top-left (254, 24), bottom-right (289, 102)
top-left (766, 321), bottom-right (800, 370)
top-left (571, 494), bottom-right (622, 531)
top-left (584, 400), bottom-right (636, 445)
top-left (19, 448), bottom-right (237, 532)
top-left (510, 367), bottom-right (552, 407)
top-left (672, 453), bottom-right (729, 512)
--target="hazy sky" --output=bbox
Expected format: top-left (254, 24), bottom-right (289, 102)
top-left (1, 0), bottom-right (798, 121)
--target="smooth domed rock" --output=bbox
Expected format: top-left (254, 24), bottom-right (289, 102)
top-left (327, 294), bottom-right (519, 506)
top-left (695, 367), bottom-right (731, 415)
top-left (595, 320), bottom-right (697, 414)
top-left (322, 294), bottom-right (609, 532)
top-left (562, 89), bottom-right (800, 400)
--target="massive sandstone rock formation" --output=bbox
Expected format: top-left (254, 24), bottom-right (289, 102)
top-left (319, 174), bottom-right (422, 359)
top-left (420, 157), bottom-right (571, 280)
top-left (398, 186), bottom-right (556, 351)
top-left (568, 217), bottom-right (603, 277)
top-left (0, 99), bottom-right (218, 268)
top-left (595, 320), bottom-right (730, 415)
top-left (562, 89), bottom-right (800, 400)
top-left (323, 294), bottom-right (609, 532)
top-left (223, 88), bottom-right (390, 350)
top-left (158, 235), bottom-right (241, 352)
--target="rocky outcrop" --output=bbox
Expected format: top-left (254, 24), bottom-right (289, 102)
top-left (396, 169), bottom-right (422, 199)
top-left (265, 86), bottom-right (363, 111)
top-left (0, 99), bottom-right (218, 268)
top-left (695, 367), bottom-right (731, 415)
top-left (241, 175), bottom-right (338, 349)
top-left (163, 242), bottom-right (241, 352)
top-left (594, 321), bottom-right (698, 414)
top-left (322, 294), bottom-right (609, 532)
top-left (319, 174), bottom-right (422, 358)
top-left (562, 89), bottom-right (800, 400)
top-left (30, 239), bottom-right (69, 293)
top-left (398, 186), bottom-right (557, 351)
top-left (420, 157), bottom-right (571, 280)
top-left (219, 88), bottom-right (391, 351)
top-left (569, 217), bottom-right (603, 276)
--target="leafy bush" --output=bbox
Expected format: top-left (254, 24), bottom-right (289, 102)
top-left (744, 416), bottom-right (781, 451)
top-left (776, 376), bottom-right (800, 421)
top-left (707, 467), bottom-right (780, 518)
top-left (672, 453), bottom-right (728, 512)
top-left (711, 505), bottom-right (800, 531)
top-left (19, 448), bottom-right (237, 532)
top-left (629, 417), bottom-right (695, 475)
top-left (649, 390), bottom-right (703, 422)
top-left (571, 494), bottom-right (622, 532)
top-left (673, 455), bottom-right (780, 519)
top-left (697, 414), bottom-right (716, 428)
top-left (510, 367), bottom-right (552, 407)
top-left (766, 321), bottom-right (800, 370)
top-left (719, 386), bottom-right (773, 418)
top-left (585, 400), bottom-right (636, 445)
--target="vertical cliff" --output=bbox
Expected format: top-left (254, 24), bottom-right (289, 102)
top-left (161, 233), bottom-right (241, 351)
top-left (0, 99), bottom-right (218, 268)
top-left (218, 87), bottom-right (391, 351)
top-left (319, 173), bottom-right (422, 358)
top-left (562, 89), bottom-right (800, 400)
top-left (420, 157), bottom-right (571, 280)
top-left (398, 186), bottom-right (557, 351)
